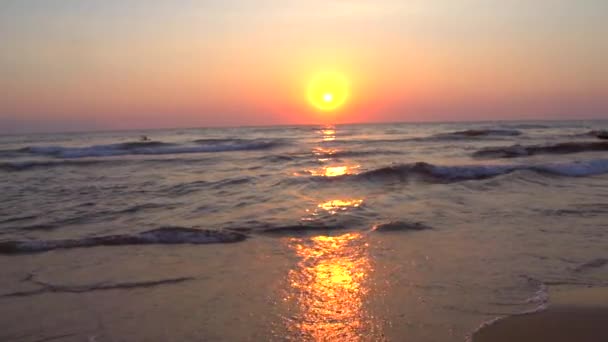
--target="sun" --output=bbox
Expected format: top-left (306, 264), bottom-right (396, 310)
top-left (307, 71), bottom-right (350, 112)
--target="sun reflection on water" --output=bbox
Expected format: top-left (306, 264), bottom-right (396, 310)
top-left (309, 165), bottom-right (360, 177)
top-left (318, 199), bottom-right (363, 215)
top-left (313, 147), bottom-right (339, 162)
top-left (321, 128), bottom-right (336, 142)
top-left (284, 233), bottom-right (380, 341)
top-left (303, 126), bottom-right (362, 178)
top-left (302, 199), bottom-right (364, 221)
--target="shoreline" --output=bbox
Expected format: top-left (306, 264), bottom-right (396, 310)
top-left (472, 286), bottom-right (608, 342)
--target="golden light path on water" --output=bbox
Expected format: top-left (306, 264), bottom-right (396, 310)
top-left (302, 199), bottom-right (364, 221)
top-left (312, 147), bottom-right (337, 162)
top-left (299, 126), bottom-right (361, 178)
top-left (321, 128), bottom-right (336, 142)
top-left (284, 232), bottom-right (381, 341)
top-left (309, 165), bottom-right (360, 177)
top-left (281, 125), bottom-right (383, 340)
top-left (318, 199), bottom-right (363, 214)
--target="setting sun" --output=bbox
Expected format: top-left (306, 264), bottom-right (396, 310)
top-left (307, 71), bottom-right (350, 112)
top-left (2, 2), bottom-right (607, 342)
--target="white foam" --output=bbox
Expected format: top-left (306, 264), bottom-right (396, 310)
top-left (465, 280), bottom-right (550, 342)
top-left (537, 159), bottom-right (608, 177)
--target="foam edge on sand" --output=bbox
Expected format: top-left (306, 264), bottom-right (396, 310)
top-left (471, 286), bottom-right (608, 342)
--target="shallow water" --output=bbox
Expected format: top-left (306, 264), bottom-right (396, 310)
top-left (1, 120), bottom-right (607, 341)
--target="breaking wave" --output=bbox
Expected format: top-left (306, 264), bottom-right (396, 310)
top-left (583, 130), bottom-right (608, 139)
top-left (431, 129), bottom-right (522, 140)
top-left (303, 159), bottom-right (608, 184)
top-left (474, 142), bottom-right (608, 158)
top-left (354, 162), bottom-right (518, 182)
top-left (11, 138), bottom-right (285, 159)
top-left (0, 227), bottom-right (247, 255)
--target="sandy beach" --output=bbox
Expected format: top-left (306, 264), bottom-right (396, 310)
top-left (473, 287), bottom-right (608, 342)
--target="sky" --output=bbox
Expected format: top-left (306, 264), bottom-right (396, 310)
top-left (1, 0), bottom-right (607, 133)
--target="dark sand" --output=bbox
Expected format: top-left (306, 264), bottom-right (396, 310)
top-left (473, 287), bottom-right (608, 342)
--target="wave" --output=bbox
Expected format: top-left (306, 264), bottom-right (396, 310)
top-left (585, 130), bottom-right (608, 139)
top-left (261, 154), bottom-right (296, 163)
top-left (158, 177), bottom-right (252, 197)
top-left (323, 129), bottom-right (522, 145)
top-left (500, 124), bottom-right (550, 129)
top-left (573, 258), bottom-right (608, 273)
top-left (260, 224), bottom-right (345, 235)
top-left (208, 176), bottom-right (253, 189)
top-left (372, 221), bottom-right (432, 232)
top-left (0, 156), bottom-right (219, 172)
top-left (354, 162), bottom-right (518, 182)
top-left (258, 149), bottom-right (404, 164)
top-left (0, 215), bottom-right (37, 225)
top-left (12, 139), bottom-right (285, 159)
top-left (193, 138), bottom-right (285, 149)
top-left (432, 129), bottom-right (522, 140)
top-left (314, 149), bottom-right (404, 158)
top-left (0, 227), bottom-right (247, 255)
top-left (566, 130), bottom-right (608, 139)
top-left (303, 159), bottom-right (608, 184)
top-left (0, 148), bottom-right (26, 158)
top-left (473, 142), bottom-right (608, 158)
top-left (0, 159), bottom-right (109, 171)
top-left (541, 204), bottom-right (608, 217)
top-left (322, 137), bottom-right (415, 145)
top-left (255, 220), bottom-right (432, 235)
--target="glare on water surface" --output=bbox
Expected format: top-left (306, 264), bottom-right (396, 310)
top-left (309, 165), bottom-right (360, 177)
top-left (284, 232), bottom-right (379, 341)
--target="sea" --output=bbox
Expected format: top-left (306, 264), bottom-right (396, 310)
top-left (1, 120), bottom-right (607, 341)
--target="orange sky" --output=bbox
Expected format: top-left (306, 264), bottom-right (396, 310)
top-left (1, 1), bottom-right (607, 133)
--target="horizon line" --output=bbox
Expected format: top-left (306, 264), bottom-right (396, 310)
top-left (1, 116), bottom-right (607, 136)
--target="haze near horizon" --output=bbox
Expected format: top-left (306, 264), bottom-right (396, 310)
top-left (1, 0), bottom-right (607, 133)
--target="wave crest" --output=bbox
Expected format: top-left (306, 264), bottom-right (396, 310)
top-left (474, 142), bottom-right (608, 158)
top-left (432, 129), bottom-right (522, 140)
top-left (0, 227), bottom-right (247, 254)
top-left (12, 138), bottom-right (285, 159)
top-left (305, 159), bottom-right (608, 184)
top-left (586, 130), bottom-right (608, 139)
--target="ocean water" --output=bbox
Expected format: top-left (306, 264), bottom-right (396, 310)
top-left (1, 120), bottom-right (608, 341)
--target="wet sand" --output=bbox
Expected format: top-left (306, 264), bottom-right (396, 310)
top-left (473, 287), bottom-right (608, 342)
top-left (1, 227), bottom-right (607, 341)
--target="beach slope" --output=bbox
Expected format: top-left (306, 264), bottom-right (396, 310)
top-left (473, 287), bottom-right (608, 342)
